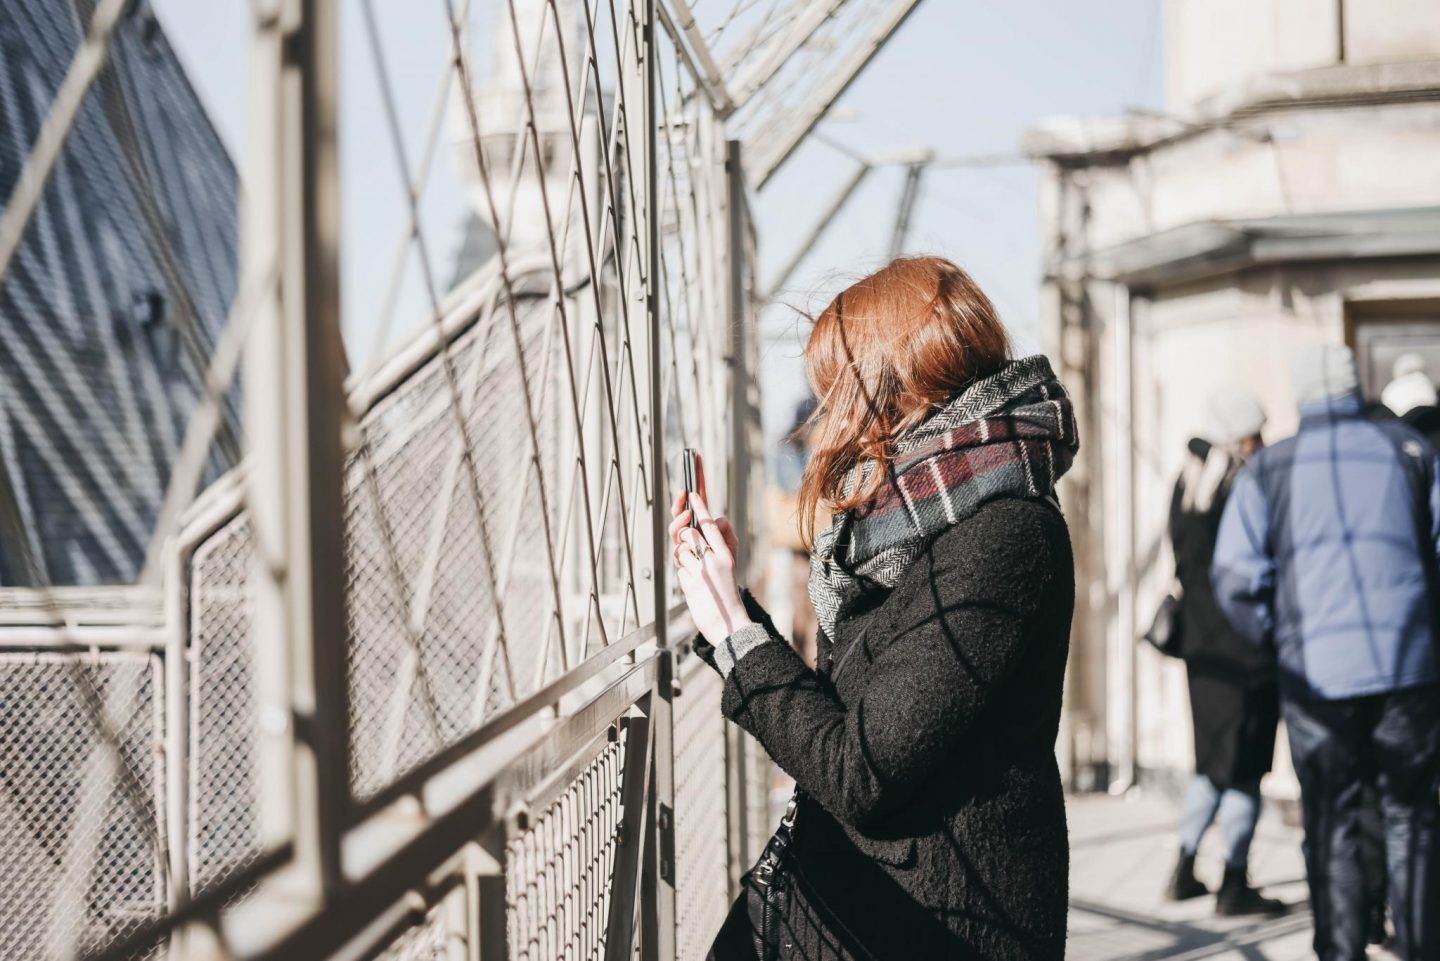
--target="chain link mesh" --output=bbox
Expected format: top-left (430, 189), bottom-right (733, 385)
top-left (188, 514), bottom-right (260, 897)
top-left (505, 738), bottom-right (628, 961)
top-left (345, 298), bottom-right (565, 800)
top-left (0, 652), bottom-right (164, 959)
top-left (673, 658), bottom-right (731, 961)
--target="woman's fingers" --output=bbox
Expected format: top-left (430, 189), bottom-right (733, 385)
top-left (674, 535), bottom-right (706, 575)
top-left (670, 490), bottom-right (687, 518)
top-left (667, 507), bottom-right (692, 545)
top-left (679, 527), bottom-right (706, 556)
top-left (686, 494), bottom-right (732, 559)
top-left (715, 516), bottom-right (739, 555)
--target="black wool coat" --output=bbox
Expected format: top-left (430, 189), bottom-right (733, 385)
top-left (698, 498), bottom-right (1074, 960)
top-left (1169, 439), bottom-right (1278, 787)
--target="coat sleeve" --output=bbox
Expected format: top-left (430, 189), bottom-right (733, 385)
top-left (690, 589), bottom-right (778, 674)
top-left (1210, 465), bottom-right (1275, 644)
top-left (1428, 452), bottom-right (1440, 568)
top-left (717, 510), bottom-right (1061, 829)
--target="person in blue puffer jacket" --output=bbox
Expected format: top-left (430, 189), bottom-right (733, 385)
top-left (1212, 343), bottom-right (1440, 961)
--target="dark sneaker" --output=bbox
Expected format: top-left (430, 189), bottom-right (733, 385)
top-left (1215, 867), bottom-right (1286, 916)
top-left (1166, 851), bottom-right (1209, 901)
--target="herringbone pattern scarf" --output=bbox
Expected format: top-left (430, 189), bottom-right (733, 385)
top-left (807, 355), bottom-right (1078, 642)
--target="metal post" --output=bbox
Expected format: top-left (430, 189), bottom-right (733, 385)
top-left (888, 161), bottom-right (926, 260)
top-left (1108, 282), bottom-right (1137, 794)
top-left (764, 161), bottom-right (872, 301)
top-left (474, 831), bottom-right (509, 961)
top-left (604, 709), bottom-right (655, 961)
top-left (725, 140), bottom-right (750, 580)
top-left (163, 546), bottom-right (190, 916)
top-left (641, 0), bottom-right (678, 956)
top-left (243, 0), bottom-right (351, 932)
top-left (721, 137), bottom-right (758, 898)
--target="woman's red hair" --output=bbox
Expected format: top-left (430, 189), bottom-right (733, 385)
top-left (796, 256), bottom-right (1011, 545)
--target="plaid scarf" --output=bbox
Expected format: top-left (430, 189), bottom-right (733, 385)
top-left (807, 355), bottom-right (1079, 642)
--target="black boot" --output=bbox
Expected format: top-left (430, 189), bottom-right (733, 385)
top-left (1215, 866), bottom-right (1286, 916)
top-left (1366, 903), bottom-right (1390, 947)
top-left (1166, 851), bottom-right (1208, 901)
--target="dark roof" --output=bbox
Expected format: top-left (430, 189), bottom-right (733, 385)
top-left (0, 0), bottom-right (240, 586)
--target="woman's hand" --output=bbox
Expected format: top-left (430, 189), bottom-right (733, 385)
top-left (668, 490), bottom-right (751, 645)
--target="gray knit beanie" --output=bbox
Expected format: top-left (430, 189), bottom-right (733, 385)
top-left (1291, 343), bottom-right (1359, 409)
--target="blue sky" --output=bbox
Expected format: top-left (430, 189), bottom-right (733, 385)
top-left (150, 0), bottom-right (1164, 437)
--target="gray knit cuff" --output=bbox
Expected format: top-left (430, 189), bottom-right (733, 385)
top-left (714, 622), bottom-right (777, 678)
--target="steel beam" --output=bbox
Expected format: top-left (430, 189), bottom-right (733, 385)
top-left (888, 161), bottom-right (927, 259)
top-left (728, 0), bottom-right (851, 107)
top-left (0, 0), bottom-right (128, 297)
top-left (752, 0), bottom-right (925, 189)
top-left (658, 0), bottom-right (736, 116)
top-left (764, 160), bottom-right (873, 300)
top-left (725, 140), bottom-right (752, 580)
top-left (242, 0), bottom-right (351, 932)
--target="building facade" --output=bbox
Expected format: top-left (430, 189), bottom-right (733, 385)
top-left (0, 0), bottom-right (240, 586)
top-left (1025, 0), bottom-right (1440, 795)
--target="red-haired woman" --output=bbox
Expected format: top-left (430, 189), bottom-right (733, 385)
top-left (670, 257), bottom-right (1077, 960)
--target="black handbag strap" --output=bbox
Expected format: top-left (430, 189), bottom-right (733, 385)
top-left (752, 792), bottom-right (799, 888)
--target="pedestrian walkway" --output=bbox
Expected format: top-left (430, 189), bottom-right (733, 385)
top-left (1067, 792), bottom-right (1400, 961)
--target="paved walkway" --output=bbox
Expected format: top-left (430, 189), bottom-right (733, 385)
top-left (1067, 793), bottom-right (1400, 961)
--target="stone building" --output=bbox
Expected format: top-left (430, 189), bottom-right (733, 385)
top-left (1024, 0), bottom-right (1440, 794)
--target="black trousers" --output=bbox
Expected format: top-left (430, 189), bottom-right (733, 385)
top-left (1283, 684), bottom-right (1440, 961)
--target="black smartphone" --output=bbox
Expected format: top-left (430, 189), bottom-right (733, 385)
top-left (681, 448), bottom-right (701, 530)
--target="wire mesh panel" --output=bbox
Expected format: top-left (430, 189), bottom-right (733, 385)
top-left (345, 287), bottom-right (568, 801)
top-left (188, 513), bottom-right (259, 897)
top-left (505, 738), bottom-right (628, 960)
top-left (672, 655), bottom-right (731, 960)
top-left (0, 651), bottom-right (164, 960)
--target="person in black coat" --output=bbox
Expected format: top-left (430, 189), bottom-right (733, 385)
top-left (667, 257), bottom-right (1077, 960)
top-left (1164, 389), bottom-right (1283, 916)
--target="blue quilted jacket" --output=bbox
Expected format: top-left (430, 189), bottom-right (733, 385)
top-left (1212, 391), bottom-right (1440, 699)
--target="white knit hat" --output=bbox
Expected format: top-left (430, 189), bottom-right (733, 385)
top-left (1383, 369), bottom-right (1437, 416)
top-left (1394, 352), bottom-right (1426, 379)
top-left (1205, 387), bottom-right (1266, 445)
top-left (1291, 343), bottom-right (1359, 409)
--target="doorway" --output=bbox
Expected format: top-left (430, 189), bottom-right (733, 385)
top-left (1347, 301), bottom-right (1440, 402)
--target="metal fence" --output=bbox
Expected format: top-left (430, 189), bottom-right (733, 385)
top-left (0, 0), bottom-right (921, 958)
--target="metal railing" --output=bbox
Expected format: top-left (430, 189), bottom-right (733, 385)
top-left (0, 0), bottom-right (922, 958)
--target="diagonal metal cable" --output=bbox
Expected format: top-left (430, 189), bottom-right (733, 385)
top-left (139, 270), bottom-right (272, 584)
top-left (353, 0), bottom-right (508, 747)
top-left (489, 0), bottom-right (614, 683)
top-left (93, 25), bottom-right (243, 466)
top-left (502, 0), bottom-right (668, 666)
top-left (0, 0), bottom-right (129, 297)
top-left (443, 0), bottom-right (591, 681)
top-left (430, 0), bottom-right (640, 698)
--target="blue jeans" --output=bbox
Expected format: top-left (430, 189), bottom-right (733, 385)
top-left (1178, 773), bottom-right (1261, 870)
